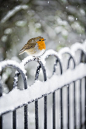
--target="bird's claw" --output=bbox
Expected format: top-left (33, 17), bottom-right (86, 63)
top-left (33, 57), bottom-right (40, 62)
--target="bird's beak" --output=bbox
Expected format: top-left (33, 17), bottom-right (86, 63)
top-left (44, 39), bottom-right (46, 41)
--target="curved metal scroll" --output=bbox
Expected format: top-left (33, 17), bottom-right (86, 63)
top-left (59, 47), bottom-right (76, 69)
top-left (35, 50), bottom-right (63, 80)
top-left (13, 56), bottom-right (47, 87)
top-left (0, 60), bottom-right (27, 91)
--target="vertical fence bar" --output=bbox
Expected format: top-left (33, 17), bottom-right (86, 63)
top-left (73, 82), bottom-right (76, 129)
top-left (53, 91), bottom-right (55, 129)
top-left (85, 77), bottom-right (86, 126)
top-left (0, 77), bottom-right (2, 129)
top-left (35, 100), bottom-right (39, 129)
top-left (35, 60), bottom-right (47, 129)
top-left (13, 110), bottom-right (16, 129)
top-left (0, 116), bottom-right (2, 129)
top-left (67, 85), bottom-right (70, 129)
top-left (80, 79), bottom-right (82, 128)
top-left (60, 88), bottom-right (63, 129)
top-left (24, 105), bottom-right (28, 129)
top-left (44, 96), bottom-right (47, 129)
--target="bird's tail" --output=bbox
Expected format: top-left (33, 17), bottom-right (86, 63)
top-left (19, 50), bottom-right (25, 55)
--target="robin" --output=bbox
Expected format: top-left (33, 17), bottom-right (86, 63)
top-left (19, 36), bottom-right (46, 57)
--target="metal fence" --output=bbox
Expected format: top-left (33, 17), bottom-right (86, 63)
top-left (0, 41), bottom-right (86, 129)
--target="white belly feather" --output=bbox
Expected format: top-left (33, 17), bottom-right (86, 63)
top-left (25, 43), bottom-right (45, 57)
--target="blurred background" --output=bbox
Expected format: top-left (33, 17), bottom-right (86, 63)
top-left (0, 0), bottom-right (86, 91)
top-left (0, 1), bottom-right (86, 129)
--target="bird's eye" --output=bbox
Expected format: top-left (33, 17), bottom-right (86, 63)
top-left (39, 40), bottom-right (41, 41)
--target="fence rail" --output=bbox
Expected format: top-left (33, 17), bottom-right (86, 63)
top-left (0, 41), bottom-right (86, 129)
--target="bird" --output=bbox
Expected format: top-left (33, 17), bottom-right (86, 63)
top-left (19, 36), bottom-right (46, 57)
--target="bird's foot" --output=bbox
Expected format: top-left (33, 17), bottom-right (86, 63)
top-left (33, 56), bottom-right (40, 61)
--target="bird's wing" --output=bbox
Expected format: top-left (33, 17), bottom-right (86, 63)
top-left (19, 41), bottom-right (36, 55)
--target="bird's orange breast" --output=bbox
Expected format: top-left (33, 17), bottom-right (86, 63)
top-left (37, 41), bottom-right (46, 50)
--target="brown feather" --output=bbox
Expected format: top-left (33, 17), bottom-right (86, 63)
top-left (19, 36), bottom-right (43, 55)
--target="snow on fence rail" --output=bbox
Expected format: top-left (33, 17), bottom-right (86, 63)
top-left (0, 41), bottom-right (86, 129)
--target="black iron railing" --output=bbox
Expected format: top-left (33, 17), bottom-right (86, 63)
top-left (0, 42), bottom-right (86, 129)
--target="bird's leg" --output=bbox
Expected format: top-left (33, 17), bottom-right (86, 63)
top-left (37, 57), bottom-right (40, 61)
top-left (33, 56), bottom-right (40, 62)
top-left (33, 56), bottom-right (39, 61)
top-left (33, 56), bottom-right (36, 60)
